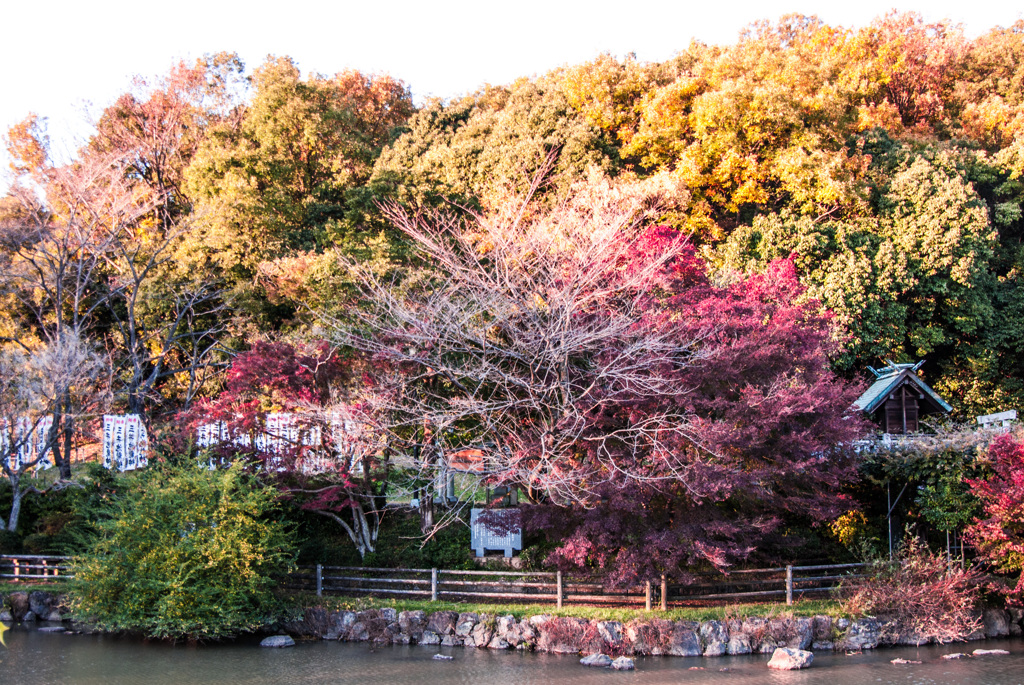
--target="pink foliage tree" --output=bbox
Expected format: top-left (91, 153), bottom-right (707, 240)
top-left (333, 171), bottom-right (867, 581)
top-left (188, 341), bottom-right (391, 559)
top-left (966, 432), bottom-right (1024, 601)
top-left (535, 258), bottom-right (866, 584)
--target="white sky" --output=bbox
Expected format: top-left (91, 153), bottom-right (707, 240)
top-left (2, 0), bottom-right (1022, 185)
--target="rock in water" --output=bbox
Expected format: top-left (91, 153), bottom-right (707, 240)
top-left (580, 653), bottom-right (613, 667)
top-left (610, 657), bottom-right (635, 670)
top-left (432, 654), bottom-right (454, 660)
top-left (767, 647), bottom-right (814, 670)
top-left (973, 649), bottom-right (1010, 656)
top-left (891, 658), bottom-right (921, 664)
top-left (942, 653), bottom-right (967, 660)
top-left (260, 635), bottom-right (295, 648)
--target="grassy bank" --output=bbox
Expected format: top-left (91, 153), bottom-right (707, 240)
top-left (285, 592), bottom-right (845, 622)
top-left (1, 581), bottom-right (69, 594)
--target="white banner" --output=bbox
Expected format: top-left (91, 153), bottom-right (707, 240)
top-left (196, 412), bottom-right (367, 473)
top-left (2, 416), bottom-right (56, 471)
top-left (102, 414), bottom-right (149, 471)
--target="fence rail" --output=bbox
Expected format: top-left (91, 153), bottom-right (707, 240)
top-left (0, 555), bottom-right (73, 581)
top-left (3, 554), bottom-right (866, 608)
top-left (285, 562), bottom-right (868, 609)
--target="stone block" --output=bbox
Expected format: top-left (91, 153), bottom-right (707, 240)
top-left (767, 647), bottom-right (813, 670)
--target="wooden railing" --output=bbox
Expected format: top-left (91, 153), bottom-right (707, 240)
top-left (668, 562), bottom-right (868, 606)
top-left (1, 554), bottom-right (865, 605)
top-left (285, 562), bottom-right (867, 608)
top-left (0, 555), bottom-right (73, 582)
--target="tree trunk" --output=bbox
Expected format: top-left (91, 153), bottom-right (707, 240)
top-left (6, 476), bottom-right (23, 532)
top-left (49, 404), bottom-right (72, 480)
top-left (60, 413), bottom-right (74, 479)
top-left (418, 484), bottom-right (435, 533)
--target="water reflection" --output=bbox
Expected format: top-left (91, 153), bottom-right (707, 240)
top-left (3, 627), bottom-right (1023, 685)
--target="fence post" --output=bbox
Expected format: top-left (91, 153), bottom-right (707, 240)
top-left (316, 564), bottom-right (323, 597)
top-left (13, 558), bottom-right (18, 581)
top-left (431, 568), bottom-right (438, 602)
top-left (556, 570), bottom-right (563, 609)
top-left (645, 580), bottom-right (652, 611)
top-left (785, 565), bottom-right (793, 606)
top-left (660, 575), bottom-right (668, 611)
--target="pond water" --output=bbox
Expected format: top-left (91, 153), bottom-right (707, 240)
top-left (3, 626), bottom-right (1024, 685)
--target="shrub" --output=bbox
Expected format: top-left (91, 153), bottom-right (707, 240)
top-left (0, 529), bottom-right (20, 554)
top-left (840, 537), bottom-right (982, 643)
top-left (69, 461), bottom-right (295, 640)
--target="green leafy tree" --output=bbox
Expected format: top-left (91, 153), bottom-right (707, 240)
top-left (184, 57), bottom-right (414, 279)
top-left (718, 142), bottom-right (1004, 413)
top-left (70, 461), bottom-right (294, 640)
top-left (917, 471), bottom-right (980, 561)
top-left (370, 69), bottom-right (624, 215)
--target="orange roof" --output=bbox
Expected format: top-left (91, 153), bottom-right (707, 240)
top-left (446, 447), bottom-right (487, 473)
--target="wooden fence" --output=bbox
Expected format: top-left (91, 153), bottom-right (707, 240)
top-left (2, 555), bottom-right (867, 608)
top-left (285, 562), bottom-right (867, 608)
top-left (0, 555), bottom-right (73, 582)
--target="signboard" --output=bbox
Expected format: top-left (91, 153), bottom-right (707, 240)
top-left (470, 508), bottom-right (522, 558)
top-left (977, 410), bottom-right (1017, 427)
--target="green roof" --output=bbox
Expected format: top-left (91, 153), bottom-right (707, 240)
top-left (854, 361), bottom-right (953, 415)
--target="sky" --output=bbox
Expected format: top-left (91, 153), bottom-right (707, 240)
top-left (2, 0), bottom-right (1023, 183)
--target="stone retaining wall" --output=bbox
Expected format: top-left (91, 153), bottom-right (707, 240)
top-left (283, 605), bottom-right (1024, 657)
top-left (0, 591), bottom-right (67, 623)
top-left (4, 590), bottom-right (1021, 659)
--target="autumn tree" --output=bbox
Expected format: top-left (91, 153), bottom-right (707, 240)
top-left (332, 169), bottom-right (865, 581)
top-left (5, 113), bottom-right (50, 181)
top-left (105, 228), bottom-right (231, 415)
top-left (87, 53), bottom-right (247, 233)
top-left (4, 116), bottom-right (231, 425)
top-left (0, 332), bottom-right (108, 532)
top-left (955, 21), bottom-right (1024, 150)
top-left (625, 15), bottom-right (870, 237)
top-left (0, 139), bottom-right (159, 475)
top-left (716, 137), bottom-right (1021, 415)
top-left (532, 259), bottom-right (867, 583)
top-left (846, 12), bottom-right (967, 135)
top-left (189, 341), bottom-right (393, 559)
top-left (965, 431), bottom-right (1024, 600)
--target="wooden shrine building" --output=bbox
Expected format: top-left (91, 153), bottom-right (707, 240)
top-left (854, 361), bottom-right (952, 434)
